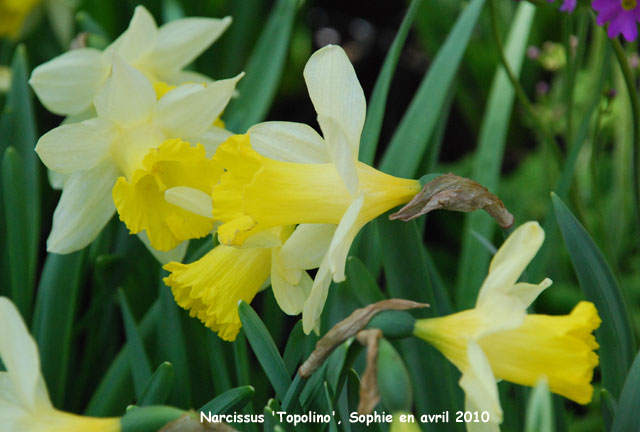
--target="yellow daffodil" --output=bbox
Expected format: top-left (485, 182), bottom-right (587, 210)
top-left (30, 5), bottom-right (231, 117)
top-left (35, 55), bottom-right (242, 255)
top-left (413, 222), bottom-right (600, 431)
top-left (163, 226), bottom-right (311, 341)
top-left (1, 0), bottom-right (76, 45)
top-left (0, 297), bottom-right (120, 431)
top-left (208, 45), bottom-right (421, 333)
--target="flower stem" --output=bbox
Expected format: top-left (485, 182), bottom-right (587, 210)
top-left (611, 38), bottom-right (640, 235)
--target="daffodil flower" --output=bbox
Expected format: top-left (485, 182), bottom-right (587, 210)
top-left (35, 55), bottom-right (242, 255)
top-left (0, 0), bottom-right (40, 39)
top-left (163, 226), bottom-right (312, 341)
top-left (413, 222), bottom-right (601, 431)
top-left (0, 296), bottom-right (120, 431)
top-left (208, 45), bottom-right (422, 332)
top-left (30, 5), bottom-right (231, 116)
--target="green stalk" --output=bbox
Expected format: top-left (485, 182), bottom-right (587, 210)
top-left (611, 38), bottom-right (640, 237)
top-left (488, 0), bottom-right (562, 164)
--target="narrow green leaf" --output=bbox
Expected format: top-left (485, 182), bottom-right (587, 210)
top-left (31, 251), bottom-right (86, 406)
top-left (206, 331), bottom-right (233, 395)
top-left (283, 320), bottom-right (305, 376)
top-left (0, 46), bottom-right (39, 289)
top-left (378, 218), bottom-right (462, 429)
top-left (233, 330), bottom-right (251, 386)
top-left (359, 0), bottom-right (422, 165)
top-left (199, 386), bottom-right (256, 414)
top-left (455, 2), bottom-right (536, 308)
top-left (323, 382), bottom-right (339, 432)
top-left (601, 388), bottom-right (617, 432)
top-left (552, 193), bottom-right (636, 397)
top-left (345, 257), bottom-right (386, 306)
top-left (281, 372), bottom-right (305, 411)
top-left (85, 301), bottom-right (160, 416)
top-left (377, 339), bottom-right (412, 412)
top-left (525, 380), bottom-right (555, 432)
top-left (120, 406), bottom-right (184, 432)
top-left (157, 276), bottom-right (191, 407)
top-left (2, 147), bottom-right (32, 320)
top-left (137, 362), bottom-right (174, 407)
top-left (224, 0), bottom-right (297, 132)
top-left (118, 289), bottom-right (153, 399)
top-left (612, 350), bottom-right (640, 432)
top-left (379, 0), bottom-right (485, 177)
top-left (238, 301), bottom-right (291, 401)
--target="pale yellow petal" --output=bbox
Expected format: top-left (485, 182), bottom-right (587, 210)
top-left (247, 121), bottom-right (331, 163)
top-left (477, 221), bottom-right (544, 305)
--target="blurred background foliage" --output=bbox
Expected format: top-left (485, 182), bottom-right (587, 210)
top-left (1, 0), bottom-right (639, 431)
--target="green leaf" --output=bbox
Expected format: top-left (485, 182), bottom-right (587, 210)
top-left (31, 251), bottom-right (86, 406)
top-left (2, 147), bottom-right (32, 320)
top-left (120, 406), bottom-right (184, 432)
top-left (224, 0), bottom-right (297, 132)
top-left (137, 362), bottom-right (174, 407)
top-left (379, 0), bottom-right (485, 177)
top-left (157, 275), bottom-right (191, 408)
top-left (238, 301), bottom-right (291, 401)
top-left (283, 321), bottom-right (305, 376)
top-left (601, 388), bottom-right (617, 432)
top-left (199, 386), bottom-right (256, 414)
top-left (205, 331), bottom-right (233, 395)
top-left (359, 0), bottom-right (422, 165)
top-left (552, 193), bottom-right (636, 398)
top-left (0, 46), bottom-right (39, 291)
top-left (118, 289), bottom-right (153, 399)
top-left (85, 301), bottom-right (160, 416)
top-left (281, 372), bottom-right (305, 411)
top-left (612, 350), bottom-right (640, 432)
top-left (525, 380), bottom-right (555, 432)
top-left (377, 339), bottom-right (413, 412)
top-left (455, 2), bottom-right (536, 308)
top-left (377, 218), bottom-right (462, 428)
top-left (345, 257), bottom-right (386, 306)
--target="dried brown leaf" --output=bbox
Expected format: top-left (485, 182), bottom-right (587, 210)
top-left (299, 299), bottom-right (427, 378)
top-left (390, 173), bottom-right (514, 229)
top-left (356, 329), bottom-right (383, 414)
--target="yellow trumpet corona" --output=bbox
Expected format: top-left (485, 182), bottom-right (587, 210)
top-left (211, 133), bottom-right (421, 246)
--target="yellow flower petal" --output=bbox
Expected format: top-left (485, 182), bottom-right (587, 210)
top-left (211, 133), bottom-right (421, 246)
top-left (164, 244), bottom-right (271, 341)
top-left (24, 410), bottom-right (120, 432)
top-left (415, 301), bottom-right (600, 405)
top-left (480, 301), bottom-right (600, 404)
top-left (112, 138), bottom-right (221, 251)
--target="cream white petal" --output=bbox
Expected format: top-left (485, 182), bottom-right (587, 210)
top-left (47, 170), bottom-right (69, 190)
top-left (164, 69), bottom-right (214, 85)
top-left (271, 250), bottom-right (312, 316)
top-left (279, 224), bottom-right (335, 271)
top-left (35, 118), bottom-right (116, 174)
top-left (29, 49), bottom-right (109, 116)
top-left (137, 232), bottom-right (188, 265)
top-left (0, 373), bottom-right (28, 429)
top-left (509, 278), bottom-right (553, 309)
top-left (318, 114), bottom-right (359, 195)
top-left (302, 257), bottom-right (333, 334)
top-left (94, 55), bottom-right (156, 126)
top-left (154, 74), bottom-right (243, 138)
top-left (106, 5), bottom-right (157, 64)
top-left (165, 187), bottom-right (213, 219)
top-left (0, 298), bottom-right (50, 411)
top-left (46, 162), bottom-right (119, 254)
top-left (191, 126), bottom-right (234, 158)
top-left (477, 222), bottom-right (544, 305)
top-left (148, 16), bottom-right (232, 73)
top-left (474, 293), bottom-right (526, 339)
top-left (247, 122), bottom-right (331, 163)
top-left (459, 340), bottom-right (502, 431)
top-left (303, 44), bottom-right (365, 162)
top-left (327, 193), bottom-right (365, 282)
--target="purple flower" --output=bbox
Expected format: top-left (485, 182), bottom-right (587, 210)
top-left (592, 0), bottom-right (640, 41)
top-left (547, 0), bottom-right (578, 12)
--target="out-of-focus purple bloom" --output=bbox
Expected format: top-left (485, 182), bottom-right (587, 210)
top-left (592, 0), bottom-right (640, 41)
top-left (547, 0), bottom-right (578, 12)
